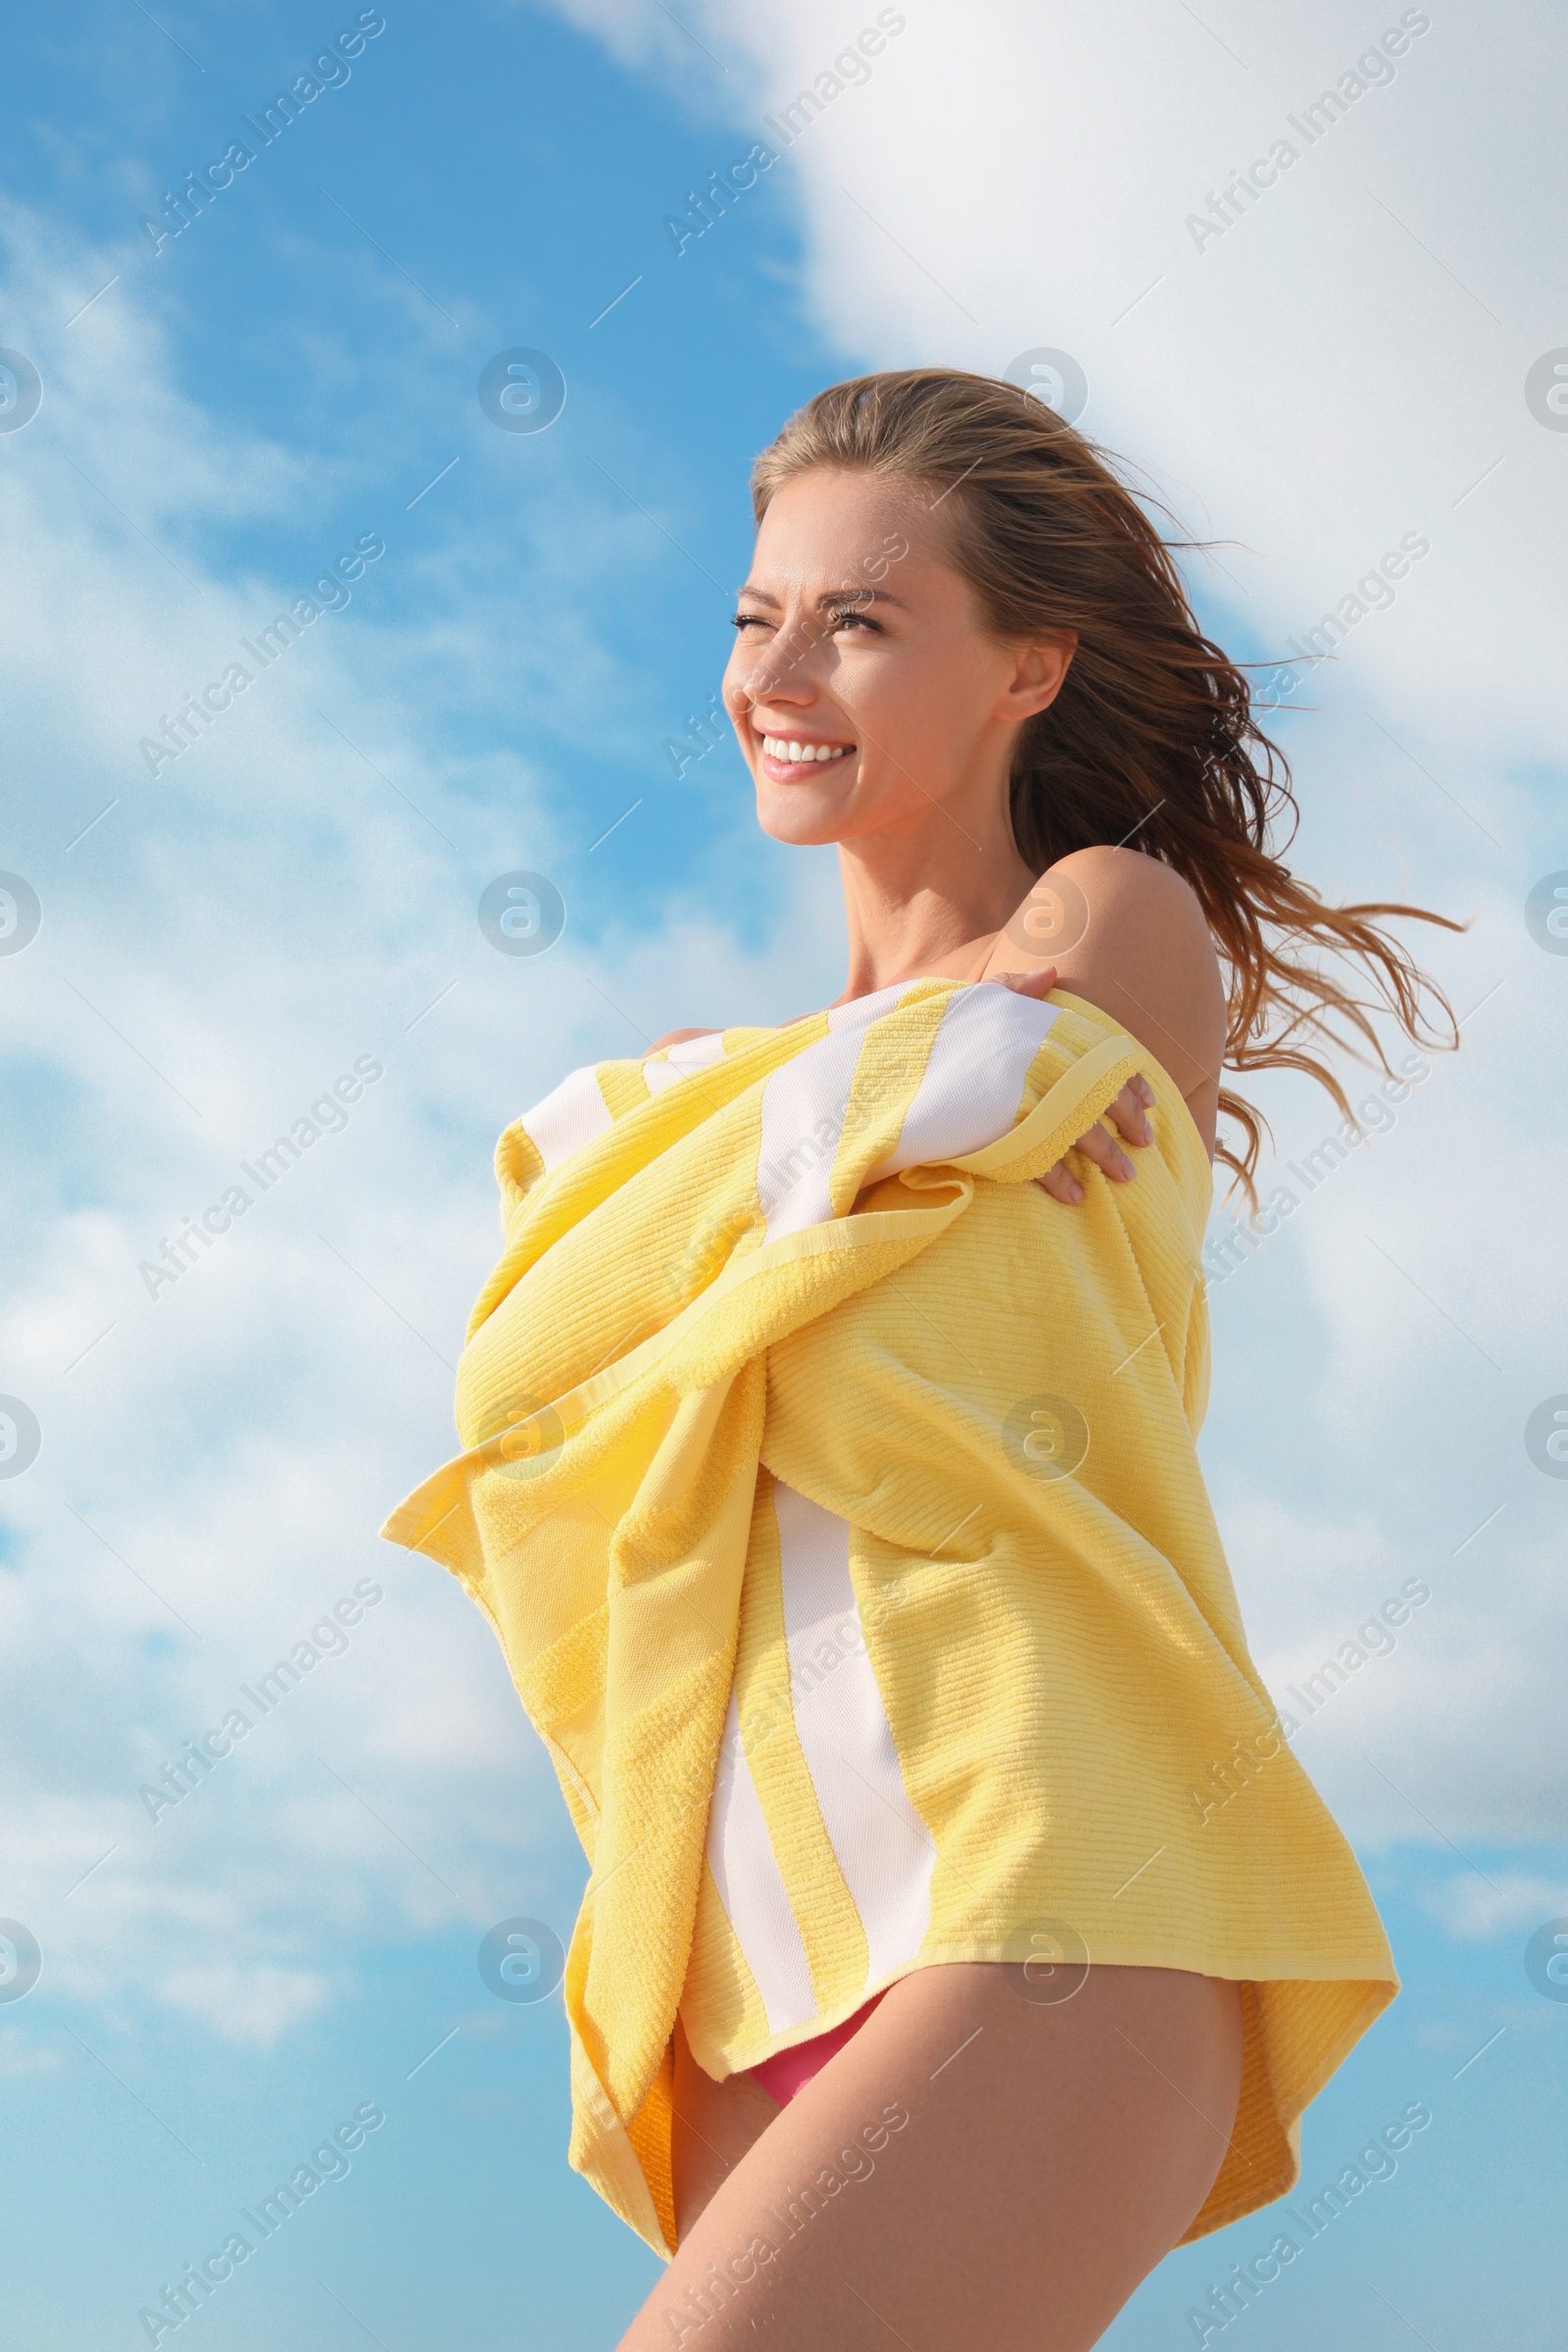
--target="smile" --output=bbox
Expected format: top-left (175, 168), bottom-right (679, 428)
top-left (759, 734), bottom-right (856, 767)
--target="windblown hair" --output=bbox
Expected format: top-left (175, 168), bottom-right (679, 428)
top-left (751, 368), bottom-right (1459, 1200)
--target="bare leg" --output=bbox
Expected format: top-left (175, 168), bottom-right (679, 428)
top-left (668, 2011), bottom-right (783, 2238)
top-left (622, 1963), bottom-right (1245, 2351)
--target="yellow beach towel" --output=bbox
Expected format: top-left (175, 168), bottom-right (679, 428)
top-left (381, 978), bottom-right (1396, 2258)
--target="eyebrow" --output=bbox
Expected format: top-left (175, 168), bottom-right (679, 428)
top-left (734, 583), bottom-right (910, 612)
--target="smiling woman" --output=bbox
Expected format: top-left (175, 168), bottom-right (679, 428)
top-left (723, 370), bottom-right (1458, 1193)
top-left (385, 369), bottom-right (1460, 2352)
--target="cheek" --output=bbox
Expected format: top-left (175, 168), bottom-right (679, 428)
top-left (723, 660), bottom-right (758, 729)
top-left (839, 652), bottom-right (950, 763)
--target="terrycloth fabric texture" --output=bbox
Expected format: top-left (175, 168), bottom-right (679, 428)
top-left (382, 980), bottom-right (1397, 2260)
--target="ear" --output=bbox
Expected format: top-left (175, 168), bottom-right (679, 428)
top-left (994, 631), bottom-right (1078, 724)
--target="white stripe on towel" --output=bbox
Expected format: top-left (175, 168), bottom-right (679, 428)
top-left (756, 983), bottom-right (906, 1241)
top-left (705, 1689), bottom-right (818, 2034)
top-left (775, 1482), bottom-right (934, 1990)
top-left (866, 984), bottom-right (1058, 1182)
top-left (757, 982), bottom-right (1054, 1239)
top-left (642, 1029), bottom-right (728, 1096)
top-left (524, 1064), bottom-right (613, 1172)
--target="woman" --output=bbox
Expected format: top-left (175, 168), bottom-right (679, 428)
top-left (384, 370), bottom-right (1455, 2350)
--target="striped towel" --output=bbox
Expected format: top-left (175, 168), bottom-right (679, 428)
top-left (382, 980), bottom-right (1397, 2258)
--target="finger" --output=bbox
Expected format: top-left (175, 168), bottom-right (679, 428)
top-left (992, 963), bottom-right (1058, 1002)
top-left (1034, 1159), bottom-right (1084, 1204)
top-left (1073, 1120), bottom-right (1137, 1182)
top-left (1102, 1080), bottom-right (1154, 1149)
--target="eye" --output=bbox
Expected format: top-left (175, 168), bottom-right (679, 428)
top-left (730, 611), bottom-right (770, 632)
top-left (827, 607), bottom-right (882, 635)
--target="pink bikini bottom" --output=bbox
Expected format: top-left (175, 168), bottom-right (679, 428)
top-left (749, 1989), bottom-right (888, 2108)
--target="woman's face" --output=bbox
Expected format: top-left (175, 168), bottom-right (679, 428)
top-left (722, 465), bottom-right (1071, 851)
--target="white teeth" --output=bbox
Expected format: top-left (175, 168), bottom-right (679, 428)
top-left (760, 735), bottom-right (852, 763)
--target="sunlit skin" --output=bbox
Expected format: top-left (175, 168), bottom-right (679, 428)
top-left (622, 467), bottom-right (1240, 2352)
top-left (650, 466), bottom-right (1226, 1199)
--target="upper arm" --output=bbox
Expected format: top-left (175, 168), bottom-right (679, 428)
top-left (982, 846), bottom-right (1227, 1154)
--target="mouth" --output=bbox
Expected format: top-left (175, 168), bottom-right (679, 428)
top-left (754, 727), bottom-right (858, 779)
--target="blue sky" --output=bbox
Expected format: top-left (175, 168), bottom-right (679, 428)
top-left (2, 1), bottom-right (1565, 2345)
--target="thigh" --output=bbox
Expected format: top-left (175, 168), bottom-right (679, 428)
top-left (669, 2011), bottom-right (781, 2239)
top-left (624, 1963), bottom-right (1245, 2352)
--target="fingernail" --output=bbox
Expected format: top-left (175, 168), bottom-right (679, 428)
top-left (1116, 1152), bottom-right (1136, 1180)
top-left (1067, 1179), bottom-right (1084, 1202)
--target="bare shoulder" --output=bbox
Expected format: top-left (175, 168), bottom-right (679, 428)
top-left (1056, 848), bottom-right (1220, 987)
top-left (1004, 846), bottom-right (1226, 1143)
top-left (1050, 842), bottom-right (1208, 922)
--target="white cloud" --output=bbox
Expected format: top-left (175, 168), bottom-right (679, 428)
top-left (154, 1962), bottom-right (334, 2047)
top-left (1420, 1873), bottom-right (1568, 1943)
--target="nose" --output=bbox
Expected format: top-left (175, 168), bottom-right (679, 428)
top-left (732, 612), bottom-right (822, 712)
top-left (739, 667), bottom-right (813, 715)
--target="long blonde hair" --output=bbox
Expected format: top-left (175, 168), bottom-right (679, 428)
top-left (752, 368), bottom-right (1459, 1199)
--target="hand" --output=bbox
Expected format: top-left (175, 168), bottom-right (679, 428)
top-left (988, 966), bottom-right (1156, 1205)
top-left (1036, 1075), bottom-right (1155, 1202)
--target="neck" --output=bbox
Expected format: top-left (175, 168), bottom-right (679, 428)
top-left (833, 789), bottom-right (1036, 1003)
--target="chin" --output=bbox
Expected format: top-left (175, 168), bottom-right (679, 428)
top-left (756, 806), bottom-right (846, 848)
top-left (753, 780), bottom-right (855, 848)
